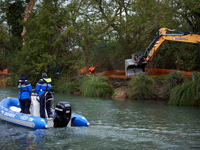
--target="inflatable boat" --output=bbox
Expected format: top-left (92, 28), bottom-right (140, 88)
top-left (0, 92), bottom-right (89, 130)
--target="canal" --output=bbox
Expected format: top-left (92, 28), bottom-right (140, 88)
top-left (0, 87), bottom-right (200, 150)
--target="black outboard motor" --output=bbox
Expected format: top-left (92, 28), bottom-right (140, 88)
top-left (53, 102), bottom-right (71, 128)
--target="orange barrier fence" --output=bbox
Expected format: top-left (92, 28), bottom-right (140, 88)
top-left (80, 66), bottom-right (195, 78)
top-left (80, 66), bottom-right (89, 74)
top-left (96, 70), bottom-right (127, 78)
top-left (0, 69), bottom-right (8, 75)
top-left (145, 68), bottom-right (193, 77)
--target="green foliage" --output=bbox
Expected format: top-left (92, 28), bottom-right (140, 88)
top-left (91, 42), bottom-right (117, 71)
top-left (16, 0), bottom-right (86, 82)
top-left (0, 26), bottom-right (10, 71)
top-left (53, 76), bottom-right (80, 93)
top-left (6, 1), bottom-right (25, 37)
top-left (169, 72), bottom-right (200, 107)
top-left (163, 71), bottom-right (189, 99)
top-left (81, 75), bottom-right (114, 97)
top-left (6, 75), bottom-right (20, 87)
top-left (128, 73), bottom-right (159, 100)
top-left (169, 82), bottom-right (192, 106)
top-left (171, 0), bottom-right (200, 32)
top-left (151, 41), bottom-right (199, 71)
top-left (0, 1), bottom-right (24, 71)
top-left (152, 75), bottom-right (165, 82)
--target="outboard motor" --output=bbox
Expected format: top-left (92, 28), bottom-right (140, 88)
top-left (54, 102), bottom-right (71, 127)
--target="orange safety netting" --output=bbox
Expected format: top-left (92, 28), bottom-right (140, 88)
top-left (0, 69), bottom-right (8, 75)
top-left (80, 66), bottom-right (194, 78)
top-left (145, 68), bottom-right (193, 77)
top-left (80, 66), bottom-right (89, 74)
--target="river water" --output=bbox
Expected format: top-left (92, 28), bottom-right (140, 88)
top-left (0, 87), bottom-right (200, 150)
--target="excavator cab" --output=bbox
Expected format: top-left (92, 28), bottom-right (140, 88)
top-left (125, 53), bottom-right (147, 76)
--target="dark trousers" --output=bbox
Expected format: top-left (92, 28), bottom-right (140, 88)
top-left (40, 93), bottom-right (52, 118)
top-left (19, 99), bottom-right (31, 114)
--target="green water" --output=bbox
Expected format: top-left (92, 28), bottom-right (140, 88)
top-left (0, 87), bottom-right (200, 150)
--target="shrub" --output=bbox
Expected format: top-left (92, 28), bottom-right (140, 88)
top-left (53, 76), bottom-right (80, 93)
top-left (163, 71), bottom-right (189, 99)
top-left (169, 72), bottom-right (200, 107)
top-left (128, 73), bottom-right (158, 100)
top-left (80, 75), bottom-right (113, 97)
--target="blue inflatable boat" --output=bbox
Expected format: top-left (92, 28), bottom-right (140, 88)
top-left (0, 95), bottom-right (89, 130)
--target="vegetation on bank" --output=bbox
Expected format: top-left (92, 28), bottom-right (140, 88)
top-left (162, 71), bottom-right (190, 99)
top-left (53, 75), bottom-right (114, 97)
top-left (80, 76), bottom-right (113, 97)
top-left (1, 71), bottom-right (200, 107)
top-left (58, 71), bottom-right (199, 107)
top-left (169, 72), bottom-right (200, 107)
top-left (128, 74), bottom-right (159, 100)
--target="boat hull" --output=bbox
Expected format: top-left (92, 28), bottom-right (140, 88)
top-left (0, 97), bottom-right (89, 129)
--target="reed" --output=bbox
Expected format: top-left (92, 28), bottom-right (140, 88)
top-left (163, 71), bottom-right (188, 99)
top-left (81, 75), bottom-right (114, 97)
top-left (6, 75), bottom-right (19, 87)
top-left (128, 73), bottom-right (158, 100)
top-left (53, 76), bottom-right (79, 93)
top-left (169, 72), bottom-right (200, 107)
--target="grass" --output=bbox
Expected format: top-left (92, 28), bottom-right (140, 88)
top-left (163, 71), bottom-right (189, 99)
top-left (80, 75), bottom-right (114, 97)
top-left (128, 73), bottom-right (159, 100)
top-left (169, 72), bottom-right (200, 107)
top-left (53, 76), bottom-right (80, 93)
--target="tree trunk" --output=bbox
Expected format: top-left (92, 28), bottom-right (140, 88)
top-left (21, 0), bottom-right (37, 45)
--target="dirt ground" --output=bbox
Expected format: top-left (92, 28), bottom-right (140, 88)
top-left (107, 78), bottom-right (130, 100)
top-left (108, 77), bottom-right (165, 100)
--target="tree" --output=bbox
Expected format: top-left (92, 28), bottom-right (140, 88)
top-left (170, 0), bottom-right (200, 32)
top-left (0, 0), bottom-right (25, 71)
top-left (17, 0), bottom-right (86, 84)
top-left (6, 1), bottom-right (25, 37)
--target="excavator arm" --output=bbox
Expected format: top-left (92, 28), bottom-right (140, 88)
top-left (125, 28), bottom-right (200, 76)
top-left (144, 28), bottom-right (200, 61)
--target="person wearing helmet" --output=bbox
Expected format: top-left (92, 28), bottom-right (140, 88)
top-left (36, 72), bottom-right (53, 118)
top-left (89, 66), bottom-right (97, 74)
top-left (17, 74), bottom-right (32, 114)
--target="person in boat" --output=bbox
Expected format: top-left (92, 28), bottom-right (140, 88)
top-left (36, 72), bottom-right (53, 118)
top-left (17, 74), bottom-right (32, 114)
top-left (133, 54), bottom-right (139, 63)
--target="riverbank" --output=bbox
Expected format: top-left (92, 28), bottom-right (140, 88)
top-left (107, 78), bottom-right (130, 100)
top-left (0, 68), bottom-right (196, 103)
top-left (108, 76), bottom-right (165, 100)
top-left (0, 74), bottom-right (10, 87)
top-left (0, 71), bottom-right (186, 101)
top-left (0, 73), bottom-right (131, 100)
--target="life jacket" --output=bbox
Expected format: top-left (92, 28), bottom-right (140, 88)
top-left (18, 79), bottom-right (32, 100)
top-left (18, 79), bottom-right (28, 92)
top-left (43, 78), bottom-right (52, 85)
top-left (41, 78), bottom-right (52, 91)
top-left (36, 76), bottom-right (52, 98)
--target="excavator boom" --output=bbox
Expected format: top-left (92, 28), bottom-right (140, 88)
top-left (125, 28), bottom-right (200, 76)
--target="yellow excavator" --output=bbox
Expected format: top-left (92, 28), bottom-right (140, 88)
top-left (125, 28), bottom-right (200, 76)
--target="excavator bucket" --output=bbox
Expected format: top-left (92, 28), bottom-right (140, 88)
top-left (125, 59), bottom-right (146, 76)
top-left (125, 53), bottom-right (147, 76)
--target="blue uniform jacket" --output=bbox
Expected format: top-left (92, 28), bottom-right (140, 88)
top-left (36, 75), bottom-right (52, 98)
top-left (17, 75), bottom-right (32, 100)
